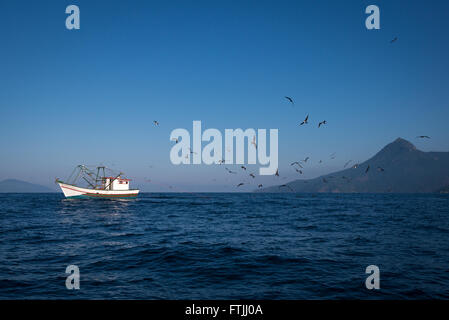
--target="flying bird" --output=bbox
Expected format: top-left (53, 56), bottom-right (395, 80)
top-left (251, 135), bottom-right (257, 149)
top-left (344, 160), bottom-right (352, 168)
top-left (352, 163), bottom-right (359, 169)
top-left (249, 173), bottom-right (255, 178)
top-left (153, 120), bottom-right (159, 126)
top-left (258, 184), bottom-right (263, 188)
top-left (416, 136), bottom-right (431, 139)
top-left (302, 157), bottom-right (309, 163)
top-left (279, 184), bottom-right (293, 192)
top-left (318, 120), bottom-right (327, 128)
top-left (300, 114), bottom-right (309, 125)
top-left (237, 183), bottom-right (244, 187)
top-left (285, 96), bottom-right (294, 105)
top-left (171, 138), bottom-right (179, 144)
top-left (275, 169), bottom-right (279, 177)
top-left (377, 166), bottom-right (385, 172)
top-left (290, 161), bottom-right (303, 168)
top-left (225, 168), bottom-right (237, 174)
top-left (365, 165), bottom-right (370, 173)
top-left (390, 37), bottom-right (398, 43)
top-left (241, 166), bottom-right (247, 170)
top-left (218, 159), bottom-right (226, 164)
top-left (295, 168), bottom-right (303, 174)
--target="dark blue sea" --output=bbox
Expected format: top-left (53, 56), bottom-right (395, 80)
top-left (0, 193), bottom-right (448, 299)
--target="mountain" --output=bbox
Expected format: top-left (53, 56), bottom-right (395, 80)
top-left (260, 138), bottom-right (449, 193)
top-left (0, 179), bottom-right (55, 193)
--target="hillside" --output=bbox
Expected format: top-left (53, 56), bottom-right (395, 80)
top-left (260, 138), bottom-right (449, 193)
top-left (0, 179), bottom-right (55, 193)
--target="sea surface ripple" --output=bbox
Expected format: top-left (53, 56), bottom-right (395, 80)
top-left (0, 193), bottom-right (448, 299)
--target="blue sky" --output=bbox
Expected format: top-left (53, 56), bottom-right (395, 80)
top-left (1, 0), bottom-right (449, 191)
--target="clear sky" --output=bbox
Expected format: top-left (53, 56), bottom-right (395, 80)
top-left (1, 0), bottom-right (449, 192)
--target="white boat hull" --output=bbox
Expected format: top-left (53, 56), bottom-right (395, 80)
top-left (57, 182), bottom-right (139, 199)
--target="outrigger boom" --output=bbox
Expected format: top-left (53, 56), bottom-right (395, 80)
top-left (56, 165), bottom-right (139, 199)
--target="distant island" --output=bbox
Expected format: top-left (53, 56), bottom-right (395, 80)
top-left (259, 138), bottom-right (449, 193)
top-left (0, 179), bottom-right (56, 193)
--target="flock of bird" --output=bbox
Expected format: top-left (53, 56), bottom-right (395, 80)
top-left (148, 36), bottom-right (433, 192)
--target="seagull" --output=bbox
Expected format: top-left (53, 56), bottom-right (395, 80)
top-left (318, 120), bottom-right (327, 128)
top-left (171, 138), bottom-right (179, 144)
top-left (416, 136), bottom-right (431, 139)
top-left (279, 184), bottom-right (293, 191)
top-left (237, 183), bottom-right (244, 187)
top-left (352, 163), bottom-right (359, 169)
top-left (251, 135), bottom-right (257, 149)
top-left (290, 161), bottom-right (303, 168)
top-left (241, 166), bottom-right (247, 170)
top-left (153, 120), bottom-right (159, 126)
top-left (302, 157), bottom-right (309, 163)
top-left (295, 168), bottom-right (303, 174)
top-left (249, 173), bottom-right (255, 178)
top-left (319, 160), bottom-right (323, 164)
top-left (285, 96), bottom-right (294, 105)
top-left (377, 166), bottom-right (385, 172)
top-left (300, 114), bottom-right (309, 125)
top-left (218, 159), bottom-right (226, 164)
top-left (275, 169), bottom-right (279, 177)
top-left (225, 167), bottom-right (237, 174)
top-left (390, 37), bottom-right (398, 43)
top-left (258, 184), bottom-right (263, 188)
top-left (365, 165), bottom-right (370, 173)
top-left (344, 160), bottom-right (352, 168)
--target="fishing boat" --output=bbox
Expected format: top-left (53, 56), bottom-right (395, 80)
top-left (56, 165), bottom-right (139, 199)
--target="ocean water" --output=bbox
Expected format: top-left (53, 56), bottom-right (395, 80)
top-left (0, 193), bottom-right (448, 299)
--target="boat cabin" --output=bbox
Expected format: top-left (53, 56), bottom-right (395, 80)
top-left (103, 177), bottom-right (131, 191)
